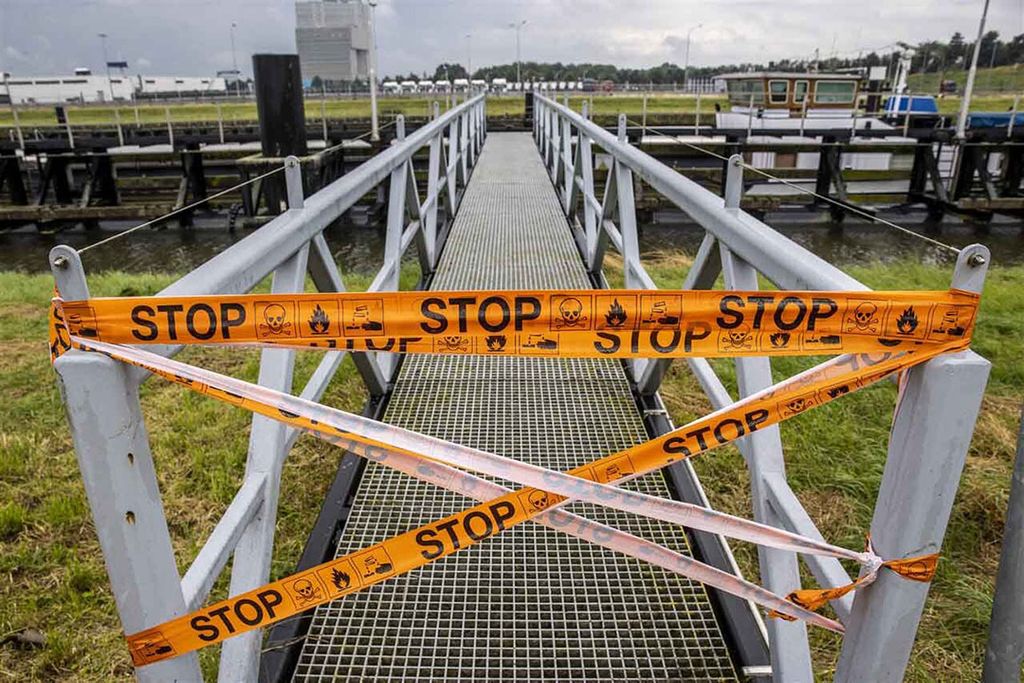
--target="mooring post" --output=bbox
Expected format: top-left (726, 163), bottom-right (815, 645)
top-left (983, 405), bottom-right (1024, 682)
top-left (252, 53), bottom-right (307, 214)
top-left (49, 246), bottom-right (202, 682)
top-left (836, 244), bottom-right (992, 682)
top-left (641, 93), bottom-right (647, 137)
top-left (164, 106), bottom-right (173, 149)
top-left (113, 107), bottom-right (124, 147)
top-left (253, 54), bottom-right (308, 158)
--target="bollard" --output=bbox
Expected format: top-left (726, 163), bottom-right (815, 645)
top-left (252, 54), bottom-right (308, 157)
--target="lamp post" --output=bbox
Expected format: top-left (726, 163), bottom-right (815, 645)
top-left (509, 20), bottom-right (526, 86)
top-left (230, 22), bottom-right (240, 97)
top-left (368, 0), bottom-right (379, 141)
top-left (466, 33), bottom-right (472, 79)
top-left (683, 23), bottom-right (702, 93)
top-left (98, 33), bottom-right (115, 102)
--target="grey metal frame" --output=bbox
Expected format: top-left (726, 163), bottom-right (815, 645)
top-left (49, 93), bottom-right (486, 683)
top-left (533, 93), bottom-right (992, 682)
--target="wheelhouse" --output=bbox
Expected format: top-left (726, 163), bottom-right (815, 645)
top-left (719, 72), bottom-right (860, 113)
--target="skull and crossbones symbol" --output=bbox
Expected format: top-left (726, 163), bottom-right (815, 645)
top-left (291, 578), bottom-right (322, 605)
top-left (847, 302), bottom-right (879, 333)
top-left (528, 490), bottom-right (550, 510)
top-left (259, 304), bottom-right (293, 336)
top-left (555, 297), bottom-right (588, 329)
top-left (721, 324), bottom-right (754, 351)
top-left (438, 335), bottom-right (470, 352)
top-left (786, 397), bottom-right (808, 414)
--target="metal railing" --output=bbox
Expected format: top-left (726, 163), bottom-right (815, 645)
top-left (533, 93), bottom-right (992, 682)
top-left (49, 93), bottom-right (486, 682)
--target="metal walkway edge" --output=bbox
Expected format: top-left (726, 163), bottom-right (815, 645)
top-left (292, 133), bottom-right (738, 682)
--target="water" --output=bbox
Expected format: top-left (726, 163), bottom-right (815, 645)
top-left (1, 212), bottom-right (1021, 276)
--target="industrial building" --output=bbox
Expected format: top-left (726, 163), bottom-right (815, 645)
top-left (294, 0), bottom-right (371, 86)
top-left (3, 72), bottom-right (135, 104)
top-left (3, 71), bottom-right (228, 104)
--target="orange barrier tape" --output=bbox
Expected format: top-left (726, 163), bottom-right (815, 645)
top-left (45, 288), bottom-right (975, 667)
top-left (51, 288), bottom-right (978, 360)
top-left (769, 552), bottom-right (939, 620)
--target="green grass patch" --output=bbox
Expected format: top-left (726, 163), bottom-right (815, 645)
top-left (0, 252), bottom-right (1019, 680)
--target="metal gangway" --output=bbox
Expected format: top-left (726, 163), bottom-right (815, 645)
top-left (50, 92), bottom-right (991, 682)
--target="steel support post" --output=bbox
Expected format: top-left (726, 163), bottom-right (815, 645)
top-left (49, 246), bottom-right (202, 682)
top-left (578, 104), bottom-right (598, 262)
top-left (446, 114), bottom-right (459, 213)
top-left (218, 164), bottom-right (311, 682)
top-left (835, 245), bottom-right (991, 683)
top-left (560, 114), bottom-right (573, 206)
top-left (716, 156), bottom-right (814, 682)
top-left (424, 104), bottom-right (443, 270)
top-left (983, 405), bottom-right (1024, 682)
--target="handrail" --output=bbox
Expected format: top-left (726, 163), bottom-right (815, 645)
top-left (49, 92), bottom-right (488, 682)
top-left (535, 94), bottom-right (866, 292)
top-left (533, 92), bottom-right (991, 683)
top-left (163, 93), bottom-right (485, 299)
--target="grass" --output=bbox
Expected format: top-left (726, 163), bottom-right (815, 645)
top-left (2, 76), bottom-right (1019, 131)
top-left (0, 252), bottom-right (1020, 680)
top-left (908, 64), bottom-right (1024, 95)
top-left (603, 250), bottom-right (1023, 681)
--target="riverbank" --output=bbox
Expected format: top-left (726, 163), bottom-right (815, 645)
top-left (0, 259), bottom-right (1020, 680)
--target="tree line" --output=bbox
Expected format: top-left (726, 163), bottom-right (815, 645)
top-left (381, 31), bottom-right (1023, 84)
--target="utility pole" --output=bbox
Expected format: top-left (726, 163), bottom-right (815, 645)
top-left (98, 33), bottom-right (115, 102)
top-left (368, 0), bottom-right (380, 141)
top-left (509, 20), bottom-right (526, 85)
top-left (956, 0), bottom-right (990, 139)
top-left (683, 24), bottom-right (703, 93)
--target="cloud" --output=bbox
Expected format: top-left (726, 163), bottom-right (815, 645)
top-left (4, 46), bottom-right (30, 63)
top-left (0, 0), bottom-right (1019, 78)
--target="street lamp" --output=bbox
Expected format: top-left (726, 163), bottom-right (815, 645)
top-left (466, 33), bottom-right (472, 80)
top-left (367, 0), bottom-right (379, 141)
top-left (683, 23), bottom-right (702, 93)
top-left (508, 20), bottom-right (526, 86)
top-left (98, 32), bottom-right (115, 102)
top-left (230, 22), bottom-right (240, 97)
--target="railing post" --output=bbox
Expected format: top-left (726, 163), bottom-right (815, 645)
top-left (446, 111), bottom-right (459, 212)
top-left (836, 246), bottom-right (992, 683)
top-left (284, 155), bottom-right (304, 210)
top-left (720, 241), bottom-right (815, 683)
top-left (458, 110), bottom-right (469, 184)
top-left (579, 100), bottom-right (597, 263)
top-left (561, 113), bottom-right (574, 208)
top-left (49, 246), bottom-right (202, 682)
top-left (724, 153), bottom-right (743, 210)
top-left (219, 242), bottom-right (310, 682)
top-left (983, 405), bottom-right (1024, 682)
top-left (424, 103), bottom-right (442, 270)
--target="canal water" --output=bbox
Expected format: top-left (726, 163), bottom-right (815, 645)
top-left (1, 213), bottom-right (1021, 276)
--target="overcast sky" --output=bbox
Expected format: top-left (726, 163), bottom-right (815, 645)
top-left (1, 0), bottom-right (1022, 78)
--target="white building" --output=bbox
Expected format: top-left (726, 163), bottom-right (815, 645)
top-left (4, 74), bottom-right (134, 104)
top-left (136, 76), bottom-right (227, 97)
top-left (295, 0), bottom-right (371, 85)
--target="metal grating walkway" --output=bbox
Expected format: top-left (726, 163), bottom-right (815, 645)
top-left (292, 133), bottom-right (737, 682)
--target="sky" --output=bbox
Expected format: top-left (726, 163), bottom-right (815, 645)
top-left (1, 0), bottom-right (1022, 78)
